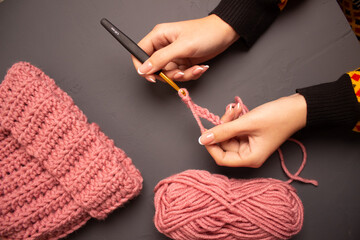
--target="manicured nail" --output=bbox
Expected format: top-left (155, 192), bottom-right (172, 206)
top-left (198, 136), bottom-right (203, 145)
top-left (236, 103), bottom-right (241, 110)
top-left (146, 76), bottom-right (156, 83)
top-left (203, 65), bottom-right (209, 69)
top-left (198, 132), bottom-right (214, 145)
top-left (174, 71), bottom-right (185, 79)
top-left (138, 61), bottom-right (153, 75)
top-left (193, 67), bottom-right (204, 75)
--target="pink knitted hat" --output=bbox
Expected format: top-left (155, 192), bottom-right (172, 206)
top-left (0, 62), bottom-right (143, 239)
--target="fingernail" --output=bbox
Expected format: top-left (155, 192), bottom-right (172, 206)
top-left (138, 61), bottom-right (153, 75)
top-left (174, 71), bottom-right (185, 79)
top-left (204, 65), bottom-right (210, 69)
top-left (198, 132), bottom-right (214, 145)
top-left (146, 76), bottom-right (156, 83)
top-left (227, 104), bottom-right (233, 112)
top-left (236, 103), bottom-right (241, 110)
top-left (193, 67), bottom-right (204, 75)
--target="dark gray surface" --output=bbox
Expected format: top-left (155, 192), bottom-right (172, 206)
top-left (1, 0), bottom-right (360, 239)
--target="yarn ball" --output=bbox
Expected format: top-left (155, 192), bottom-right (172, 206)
top-left (154, 170), bottom-right (304, 240)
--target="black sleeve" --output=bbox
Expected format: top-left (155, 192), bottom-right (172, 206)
top-left (210, 0), bottom-right (281, 47)
top-left (296, 74), bottom-right (360, 130)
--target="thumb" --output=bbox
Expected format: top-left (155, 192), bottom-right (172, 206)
top-left (138, 41), bottom-right (187, 75)
top-left (198, 116), bottom-right (252, 145)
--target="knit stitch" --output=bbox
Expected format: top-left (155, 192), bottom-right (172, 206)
top-left (0, 62), bottom-right (143, 239)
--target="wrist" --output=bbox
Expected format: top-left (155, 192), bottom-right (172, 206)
top-left (206, 14), bottom-right (240, 44)
top-left (287, 93), bottom-right (307, 131)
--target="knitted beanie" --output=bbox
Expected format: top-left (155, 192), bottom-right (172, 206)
top-left (0, 62), bottom-right (143, 239)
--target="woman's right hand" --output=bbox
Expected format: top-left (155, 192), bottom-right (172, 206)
top-left (132, 14), bottom-right (239, 83)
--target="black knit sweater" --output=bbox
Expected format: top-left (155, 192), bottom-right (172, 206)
top-left (210, 0), bottom-right (360, 131)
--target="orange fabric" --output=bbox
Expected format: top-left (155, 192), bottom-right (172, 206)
top-left (337, 0), bottom-right (360, 41)
top-left (278, 0), bottom-right (288, 11)
top-left (347, 69), bottom-right (360, 132)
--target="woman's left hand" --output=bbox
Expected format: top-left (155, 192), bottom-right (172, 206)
top-left (199, 94), bottom-right (307, 168)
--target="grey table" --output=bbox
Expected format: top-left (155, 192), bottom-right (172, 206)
top-left (1, 0), bottom-right (360, 239)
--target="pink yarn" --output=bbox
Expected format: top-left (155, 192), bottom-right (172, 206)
top-left (154, 170), bottom-right (304, 240)
top-left (178, 88), bottom-right (317, 186)
top-left (152, 88), bottom-right (318, 240)
top-left (0, 62), bottom-right (143, 239)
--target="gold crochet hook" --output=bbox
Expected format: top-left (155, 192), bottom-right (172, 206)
top-left (158, 72), bottom-right (186, 96)
top-left (101, 18), bottom-right (186, 96)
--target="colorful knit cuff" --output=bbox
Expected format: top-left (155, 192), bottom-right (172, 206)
top-left (0, 62), bottom-right (143, 239)
top-left (347, 69), bottom-right (360, 132)
top-left (210, 0), bottom-right (281, 46)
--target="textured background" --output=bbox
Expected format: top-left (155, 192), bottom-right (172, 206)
top-left (1, 0), bottom-right (360, 239)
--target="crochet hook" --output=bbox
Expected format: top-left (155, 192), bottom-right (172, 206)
top-left (100, 18), bottom-right (185, 96)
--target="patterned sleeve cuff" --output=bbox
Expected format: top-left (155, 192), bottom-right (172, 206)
top-left (347, 69), bottom-right (360, 131)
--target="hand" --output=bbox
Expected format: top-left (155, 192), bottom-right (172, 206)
top-left (198, 94), bottom-right (307, 168)
top-left (132, 14), bottom-right (239, 83)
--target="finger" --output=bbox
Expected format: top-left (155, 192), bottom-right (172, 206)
top-left (131, 55), bottom-right (143, 75)
top-left (161, 69), bottom-right (185, 81)
top-left (234, 102), bottom-right (243, 119)
top-left (163, 59), bottom-right (191, 71)
top-left (138, 40), bottom-right (190, 75)
top-left (220, 104), bottom-right (235, 123)
top-left (157, 60), bottom-right (191, 81)
top-left (132, 28), bottom-right (165, 73)
top-left (220, 138), bottom-right (240, 152)
top-left (131, 51), bottom-right (157, 83)
top-left (137, 26), bottom-right (170, 59)
top-left (132, 44), bottom-right (186, 80)
top-left (180, 65), bottom-right (209, 81)
top-left (205, 144), bottom-right (255, 167)
top-left (145, 75), bottom-right (157, 83)
top-left (133, 25), bottom-right (174, 75)
top-left (145, 60), bottom-right (187, 83)
top-left (159, 64), bottom-right (209, 82)
top-left (199, 117), bottom-right (253, 145)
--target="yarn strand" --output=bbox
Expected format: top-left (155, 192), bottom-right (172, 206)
top-left (178, 88), bottom-right (318, 186)
top-left (155, 90), bottom-right (318, 240)
top-left (178, 88), bottom-right (222, 133)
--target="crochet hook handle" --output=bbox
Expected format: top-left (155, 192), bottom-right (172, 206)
top-left (100, 18), bottom-right (152, 66)
top-left (100, 18), bottom-right (185, 95)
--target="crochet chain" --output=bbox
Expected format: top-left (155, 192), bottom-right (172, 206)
top-left (178, 88), bottom-right (318, 186)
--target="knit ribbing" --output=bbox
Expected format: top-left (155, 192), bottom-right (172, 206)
top-left (296, 74), bottom-right (360, 130)
top-left (0, 125), bottom-right (91, 240)
top-left (0, 62), bottom-right (143, 239)
top-left (210, 0), bottom-right (280, 46)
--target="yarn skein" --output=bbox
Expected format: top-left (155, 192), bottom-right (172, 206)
top-left (153, 88), bottom-right (317, 240)
top-left (155, 170), bottom-right (303, 240)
